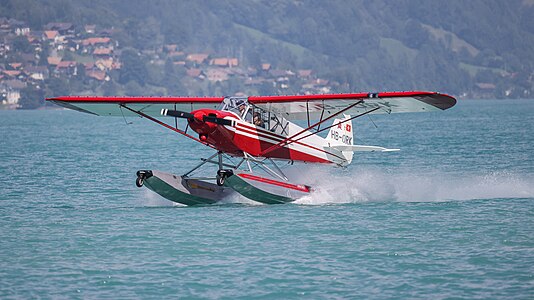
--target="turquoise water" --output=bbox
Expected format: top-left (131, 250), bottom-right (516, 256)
top-left (1, 100), bottom-right (533, 298)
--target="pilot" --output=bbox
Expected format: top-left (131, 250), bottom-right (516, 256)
top-left (253, 112), bottom-right (265, 128)
top-left (238, 104), bottom-right (246, 115)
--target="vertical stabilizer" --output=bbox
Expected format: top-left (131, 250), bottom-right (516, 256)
top-left (325, 114), bottom-right (354, 164)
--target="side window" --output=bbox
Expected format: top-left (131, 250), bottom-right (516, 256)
top-left (243, 106), bottom-right (253, 122)
top-left (252, 107), bottom-right (267, 128)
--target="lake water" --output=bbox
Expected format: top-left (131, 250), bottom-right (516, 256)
top-left (1, 100), bottom-right (533, 298)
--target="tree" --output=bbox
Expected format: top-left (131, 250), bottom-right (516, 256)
top-left (118, 48), bottom-right (148, 86)
top-left (161, 59), bottom-right (185, 95)
top-left (12, 36), bottom-right (32, 53)
top-left (45, 77), bottom-right (69, 98)
top-left (19, 86), bottom-right (45, 109)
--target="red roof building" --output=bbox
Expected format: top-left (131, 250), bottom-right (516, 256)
top-left (210, 58), bottom-right (239, 67)
top-left (186, 53), bottom-right (209, 64)
top-left (93, 48), bottom-right (113, 56)
top-left (44, 30), bottom-right (59, 40)
top-left (47, 57), bottom-right (62, 65)
top-left (82, 37), bottom-right (111, 46)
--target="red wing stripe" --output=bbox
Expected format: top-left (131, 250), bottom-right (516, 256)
top-left (238, 173), bottom-right (311, 193)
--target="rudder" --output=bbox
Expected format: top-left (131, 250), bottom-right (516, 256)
top-left (325, 114), bottom-right (354, 164)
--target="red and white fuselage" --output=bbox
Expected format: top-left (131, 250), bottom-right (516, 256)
top-left (186, 108), bottom-right (351, 166)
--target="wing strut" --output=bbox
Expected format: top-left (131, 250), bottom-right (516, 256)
top-left (119, 104), bottom-right (216, 149)
top-left (288, 106), bottom-right (381, 146)
top-left (259, 100), bottom-right (364, 157)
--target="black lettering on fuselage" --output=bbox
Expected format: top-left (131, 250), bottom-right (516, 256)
top-left (330, 131), bottom-right (352, 145)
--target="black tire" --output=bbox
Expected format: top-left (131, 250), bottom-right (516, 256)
top-left (136, 176), bottom-right (144, 187)
top-left (216, 174), bottom-right (225, 186)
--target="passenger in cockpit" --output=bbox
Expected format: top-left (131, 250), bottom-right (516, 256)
top-left (254, 112), bottom-right (265, 128)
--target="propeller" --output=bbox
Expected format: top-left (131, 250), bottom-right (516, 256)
top-left (161, 109), bottom-right (194, 119)
top-left (202, 115), bottom-right (233, 126)
top-left (161, 109), bottom-right (233, 126)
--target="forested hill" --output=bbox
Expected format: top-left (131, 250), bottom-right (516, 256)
top-left (1, 0), bottom-right (533, 108)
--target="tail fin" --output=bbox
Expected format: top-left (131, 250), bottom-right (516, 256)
top-left (325, 114), bottom-right (354, 164)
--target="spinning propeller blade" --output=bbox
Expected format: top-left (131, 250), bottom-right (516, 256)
top-left (161, 109), bottom-right (233, 126)
top-left (202, 115), bottom-right (233, 126)
top-left (161, 109), bottom-right (194, 119)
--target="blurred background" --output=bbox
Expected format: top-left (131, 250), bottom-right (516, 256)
top-left (1, 0), bottom-right (533, 109)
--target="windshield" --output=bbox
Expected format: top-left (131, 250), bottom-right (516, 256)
top-left (219, 97), bottom-right (270, 127)
top-left (219, 97), bottom-right (251, 120)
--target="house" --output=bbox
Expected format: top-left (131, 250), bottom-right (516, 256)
top-left (261, 63), bottom-right (271, 71)
top-left (9, 62), bottom-right (22, 69)
top-left (82, 37), bottom-right (111, 46)
top-left (1, 79), bottom-right (25, 106)
top-left (298, 69), bottom-right (313, 78)
top-left (0, 17), bottom-right (10, 33)
top-left (24, 66), bottom-right (49, 81)
top-left (44, 22), bottom-right (74, 35)
top-left (95, 58), bottom-right (114, 71)
top-left (210, 58), bottom-right (238, 67)
top-left (2, 90), bottom-right (21, 106)
top-left (269, 69), bottom-right (289, 78)
top-left (56, 61), bottom-right (77, 76)
top-left (47, 56), bottom-right (62, 66)
top-left (93, 47), bottom-right (113, 57)
top-left (167, 51), bottom-right (185, 58)
top-left (9, 19), bottom-right (28, 36)
top-left (186, 53), bottom-right (209, 65)
top-left (15, 26), bottom-right (30, 36)
top-left (84, 25), bottom-right (96, 34)
top-left (2, 70), bottom-right (21, 78)
top-left (43, 30), bottom-right (59, 42)
top-left (205, 68), bottom-right (229, 82)
top-left (186, 68), bottom-right (204, 79)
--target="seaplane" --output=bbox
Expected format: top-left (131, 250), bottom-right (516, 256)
top-left (47, 91), bottom-right (456, 205)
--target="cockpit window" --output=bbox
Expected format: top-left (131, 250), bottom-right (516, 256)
top-left (219, 97), bottom-right (268, 126)
top-left (220, 97), bottom-right (248, 117)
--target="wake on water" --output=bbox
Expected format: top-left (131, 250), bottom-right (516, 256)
top-left (138, 166), bottom-right (534, 206)
top-left (293, 166), bottom-right (534, 205)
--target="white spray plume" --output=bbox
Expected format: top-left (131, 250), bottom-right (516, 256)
top-left (291, 165), bottom-right (534, 205)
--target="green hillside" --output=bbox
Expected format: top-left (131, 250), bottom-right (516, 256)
top-left (1, 0), bottom-right (533, 108)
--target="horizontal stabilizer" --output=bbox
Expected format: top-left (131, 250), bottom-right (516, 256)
top-left (328, 145), bottom-right (400, 152)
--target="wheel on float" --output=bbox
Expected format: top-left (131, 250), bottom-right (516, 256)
top-left (136, 176), bottom-right (144, 187)
top-left (216, 174), bottom-right (225, 186)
